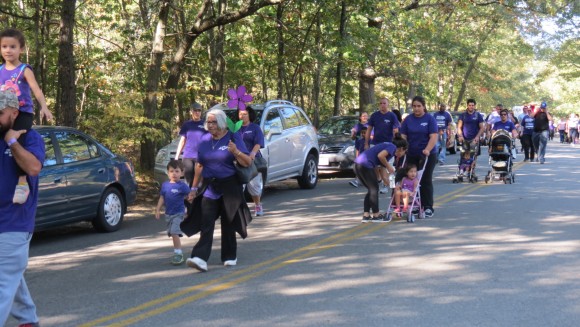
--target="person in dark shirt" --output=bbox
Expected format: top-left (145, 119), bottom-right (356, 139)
top-left (531, 101), bottom-right (552, 164)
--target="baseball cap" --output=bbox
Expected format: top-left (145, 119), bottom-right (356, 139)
top-left (540, 101), bottom-right (547, 109)
top-left (0, 90), bottom-right (19, 110)
top-left (190, 102), bottom-right (202, 111)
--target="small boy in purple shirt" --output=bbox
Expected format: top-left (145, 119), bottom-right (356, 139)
top-left (155, 160), bottom-right (195, 265)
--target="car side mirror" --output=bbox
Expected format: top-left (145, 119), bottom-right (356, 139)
top-left (267, 125), bottom-right (282, 140)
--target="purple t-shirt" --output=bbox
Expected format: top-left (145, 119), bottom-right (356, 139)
top-left (401, 177), bottom-right (417, 192)
top-left (354, 142), bottom-right (396, 169)
top-left (353, 122), bottom-right (369, 153)
top-left (0, 63), bottom-right (34, 114)
top-left (459, 111), bottom-right (484, 140)
top-left (432, 111), bottom-right (452, 131)
top-left (198, 131), bottom-right (249, 199)
top-left (521, 115), bottom-right (534, 135)
top-left (160, 181), bottom-right (190, 215)
top-left (236, 123), bottom-right (265, 158)
top-left (400, 113), bottom-right (438, 156)
top-left (179, 119), bottom-right (207, 159)
top-left (368, 111), bottom-right (400, 144)
top-left (0, 130), bottom-right (45, 232)
top-left (492, 120), bottom-right (516, 133)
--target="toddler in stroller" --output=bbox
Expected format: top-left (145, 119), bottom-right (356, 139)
top-left (485, 129), bottom-right (516, 184)
top-left (453, 141), bottom-right (479, 183)
top-left (385, 158), bottom-right (427, 223)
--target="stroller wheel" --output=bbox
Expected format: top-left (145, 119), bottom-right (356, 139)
top-left (458, 176), bottom-right (464, 182)
top-left (512, 174), bottom-right (515, 183)
top-left (452, 178), bottom-right (458, 183)
top-left (485, 176), bottom-right (489, 183)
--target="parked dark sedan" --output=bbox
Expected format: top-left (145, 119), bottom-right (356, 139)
top-left (34, 126), bottom-right (137, 232)
top-left (317, 116), bottom-right (359, 172)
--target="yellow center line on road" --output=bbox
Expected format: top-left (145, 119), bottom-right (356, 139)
top-left (82, 162), bottom-right (526, 326)
top-left (80, 223), bottom-right (371, 327)
top-left (104, 223), bottom-right (388, 327)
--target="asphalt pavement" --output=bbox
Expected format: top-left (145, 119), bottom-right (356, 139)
top-left (11, 139), bottom-right (580, 327)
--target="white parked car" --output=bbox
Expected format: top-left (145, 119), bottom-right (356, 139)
top-left (155, 100), bottom-right (320, 189)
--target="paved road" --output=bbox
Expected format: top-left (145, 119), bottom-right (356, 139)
top-left (11, 140), bottom-right (580, 327)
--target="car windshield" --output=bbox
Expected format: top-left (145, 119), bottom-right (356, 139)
top-left (223, 109), bottom-right (264, 125)
top-left (319, 118), bottom-right (357, 135)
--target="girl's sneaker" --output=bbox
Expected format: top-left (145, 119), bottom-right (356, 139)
top-left (255, 204), bottom-right (264, 216)
top-left (13, 183), bottom-right (30, 204)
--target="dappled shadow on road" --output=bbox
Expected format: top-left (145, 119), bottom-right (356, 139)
top-left (25, 142), bottom-right (580, 326)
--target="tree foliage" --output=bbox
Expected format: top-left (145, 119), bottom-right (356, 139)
top-left (0, 0), bottom-right (577, 171)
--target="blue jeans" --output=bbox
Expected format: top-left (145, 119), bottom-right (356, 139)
top-left (0, 232), bottom-right (38, 326)
top-left (532, 130), bottom-right (549, 163)
top-left (437, 132), bottom-right (447, 163)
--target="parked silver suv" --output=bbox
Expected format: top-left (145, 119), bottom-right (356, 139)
top-left (154, 100), bottom-right (319, 189)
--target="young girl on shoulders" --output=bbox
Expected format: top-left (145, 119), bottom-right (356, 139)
top-left (0, 28), bottom-right (52, 204)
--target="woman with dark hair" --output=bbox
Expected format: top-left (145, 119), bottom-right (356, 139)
top-left (236, 106), bottom-right (266, 216)
top-left (181, 108), bottom-right (253, 272)
top-left (354, 135), bottom-right (407, 223)
top-left (349, 111), bottom-right (369, 188)
top-left (399, 96), bottom-right (438, 218)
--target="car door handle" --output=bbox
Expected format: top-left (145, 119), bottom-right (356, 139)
top-left (98, 168), bottom-right (106, 174)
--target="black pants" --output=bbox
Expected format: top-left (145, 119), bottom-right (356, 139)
top-left (182, 158), bottom-right (197, 187)
top-left (190, 196), bottom-right (237, 262)
top-left (354, 163), bottom-right (380, 214)
top-left (520, 134), bottom-right (534, 160)
top-left (405, 153), bottom-right (437, 210)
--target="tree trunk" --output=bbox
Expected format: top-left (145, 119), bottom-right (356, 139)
top-left (142, 0), bottom-right (283, 169)
top-left (437, 72), bottom-right (444, 102)
top-left (333, 0), bottom-right (347, 116)
top-left (56, 0), bottom-right (77, 127)
top-left (454, 23), bottom-right (496, 111)
top-left (140, 0), bottom-right (172, 171)
top-left (446, 61), bottom-right (457, 108)
top-left (209, 0), bottom-right (227, 100)
top-left (311, 9), bottom-right (322, 128)
top-left (359, 68), bottom-right (376, 112)
top-left (276, 3), bottom-right (285, 99)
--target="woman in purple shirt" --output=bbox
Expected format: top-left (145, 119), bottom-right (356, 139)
top-left (354, 136), bottom-right (407, 223)
top-left (236, 106), bottom-right (266, 216)
top-left (399, 96), bottom-right (438, 218)
top-left (182, 109), bottom-right (253, 272)
top-left (175, 102), bottom-right (206, 187)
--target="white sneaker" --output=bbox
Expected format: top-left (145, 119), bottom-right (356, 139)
top-left (186, 257), bottom-right (208, 272)
top-left (379, 182), bottom-right (388, 194)
top-left (224, 258), bottom-right (237, 266)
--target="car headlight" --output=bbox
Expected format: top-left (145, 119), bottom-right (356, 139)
top-left (343, 145), bottom-right (355, 155)
top-left (155, 149), bottom-right (167, 164)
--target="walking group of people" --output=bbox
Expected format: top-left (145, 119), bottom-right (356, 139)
top-left (352, 96), bottom-right (438, 223)
top-left (154, 103), bottom-right (266, 272)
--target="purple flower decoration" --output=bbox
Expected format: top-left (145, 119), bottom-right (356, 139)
top-left (227, 85), bottom-right (253, 111)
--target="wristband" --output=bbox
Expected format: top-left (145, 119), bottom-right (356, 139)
top-left (191, 187), bottom-right (198, 191)
top-left (7, 138), bottom-right (17, 147)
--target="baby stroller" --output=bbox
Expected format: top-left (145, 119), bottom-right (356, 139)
top-left (485, 129), bottom-right (516, 184)
top-left (452, 140), bottom-right (479, 183)
top-left (384, 157), bottom-right (428, 223)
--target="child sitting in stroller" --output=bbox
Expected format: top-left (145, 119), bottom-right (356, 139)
top-left (394, 164), bottom-right (419, 215)
top-left (458, 151), bottom-right (475, 176)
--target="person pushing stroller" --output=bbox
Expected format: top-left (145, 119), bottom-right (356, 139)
top-left (491, 109), bottom-right (518, 159)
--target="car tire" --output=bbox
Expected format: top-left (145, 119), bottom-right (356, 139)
top-left (93, 187), bottom-right (125, 232)
top-left (297, 154), bottom-right (318, 189)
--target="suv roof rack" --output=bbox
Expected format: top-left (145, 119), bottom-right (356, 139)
top-left (265, 100), bottom-right (294, 107)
